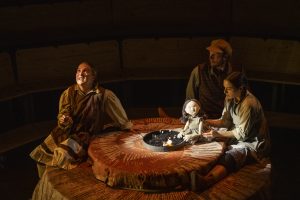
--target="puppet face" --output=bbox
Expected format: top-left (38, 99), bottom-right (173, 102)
top-left (185, 101), bottom-right (200, 117)
top-left (76, 63), bottom-right (95, 89)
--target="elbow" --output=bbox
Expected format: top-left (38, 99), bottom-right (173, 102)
top-left (120, 121), bottom-right (133, 130)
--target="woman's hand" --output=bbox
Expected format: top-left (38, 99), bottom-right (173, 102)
top-left (177, 131), bottom-right (185, 138)
top-left (202, 130), bottom-right (219, 141)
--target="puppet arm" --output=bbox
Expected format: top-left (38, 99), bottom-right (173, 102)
top-left (177, 121), bottom-right (190, 138)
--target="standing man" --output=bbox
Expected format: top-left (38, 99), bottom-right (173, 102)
top-left (186, 39), bottom-right (241, 119)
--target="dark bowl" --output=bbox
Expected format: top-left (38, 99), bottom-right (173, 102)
top-left (142, 130), bottom-right (186, 152)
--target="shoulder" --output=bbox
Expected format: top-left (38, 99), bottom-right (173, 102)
top-left (99, 88), bottom-right (120, 102)
top-left (191, 63), bottom-right (206, 73)
top-left (243, 92), bottom-right (260, 106)
top-left (240, 92), bottom-right (263, 112)
top-left (95, 85), bottom-right (106, 94)
top-left (190, 66), bottom-right (198, 74)
top-left (61, 84), bottom-right (76, 96)
top-left (102, 88), bottom-right (114, 97)
top-left (197, 63), bottom-right (207, 71)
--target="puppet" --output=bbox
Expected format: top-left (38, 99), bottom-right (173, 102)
top-left (177, 99), bottom-right (207, 144)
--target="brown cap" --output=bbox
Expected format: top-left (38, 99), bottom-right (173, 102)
top-left (206, 39), bottom-right (232, 57)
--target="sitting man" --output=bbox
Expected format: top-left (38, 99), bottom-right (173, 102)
top-left (30, 61), bottom-right (132, 178)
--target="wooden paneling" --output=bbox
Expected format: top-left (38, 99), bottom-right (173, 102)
top-left (0, 53), bottom-right (14, 89)
top-left (232, 0), bottom-right (300, 37)
top-left (0, 1), bottom-right (112, 32)
top-left (122, 37), bottom-right (215, 79)
top-left (231, 37), bottom-right (300, 84)
top-left (1, 0), bottom-right (300, 48)
top-left (113, 0), bottom-right (230, 32)
top-left (17, 40), bottom-right (121, 89)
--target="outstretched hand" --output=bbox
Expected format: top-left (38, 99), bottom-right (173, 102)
top-left (202, 129), bottom-right (219, 139)
top-left (177, 131), bottom-right (184, 138)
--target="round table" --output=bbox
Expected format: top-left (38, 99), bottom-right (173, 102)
top-left (32, 161), bottom-right (271, 200)
top-left (32, 118), bottom-right (271, 200)
top-left (88, 118), bottom-right (225, 191)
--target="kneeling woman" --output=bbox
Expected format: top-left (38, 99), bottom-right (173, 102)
top-left (191, 71), bottom-right (271, 191)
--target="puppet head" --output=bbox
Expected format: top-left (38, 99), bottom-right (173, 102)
top-left (180, 99), bottom-right (205, 123)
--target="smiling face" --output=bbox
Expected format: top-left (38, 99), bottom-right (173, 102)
top-left (223, 79), bottom-right (240, 100)
top-left (76, 62), bottom-right (95, 90)
top-left (185, 101), bottom-right (200, 117)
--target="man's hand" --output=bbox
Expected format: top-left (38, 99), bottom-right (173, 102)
top-left (77, 132), bottom-right (90, 145)
top-left (59, 114), bottom-right (73, 126)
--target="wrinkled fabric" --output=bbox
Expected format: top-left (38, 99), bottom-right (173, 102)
top-left (183, 116), bottom-right (202, 135)
top-left (220, 91), bottom-right (271, 161)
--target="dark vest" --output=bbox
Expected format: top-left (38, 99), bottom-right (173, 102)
top-left (197, 63), bottom-right (240, 118)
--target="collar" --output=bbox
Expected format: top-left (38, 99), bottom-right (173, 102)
top-left (74, 84), bottom-right (101, 95)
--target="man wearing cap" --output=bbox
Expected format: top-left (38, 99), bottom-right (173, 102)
top-left (186, 39), bottom-right (240, 119)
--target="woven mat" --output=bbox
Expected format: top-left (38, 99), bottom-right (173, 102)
top-left (33, 163), bottom-right (199, 200)
top-left (32, 118), bottom-right (271, 199)
top-left (32, 162), bottom-right (271, 200)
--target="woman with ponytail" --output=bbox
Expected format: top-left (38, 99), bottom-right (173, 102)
top-left (191, 71), bottom-right (270, 191)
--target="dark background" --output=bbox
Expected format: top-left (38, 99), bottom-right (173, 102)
top-left (0, 0), bottom-right (300, 199)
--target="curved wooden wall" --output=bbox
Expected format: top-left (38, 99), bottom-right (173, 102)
top-left (1, 0), bottom-right (300, 135)
top-left (0, 0), bottom-right (299, 49)
top-left (1, 37), bottom-right (300, 98)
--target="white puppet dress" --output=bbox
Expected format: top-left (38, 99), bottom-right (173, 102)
top-left (177, 99), bottom-right (205, 144)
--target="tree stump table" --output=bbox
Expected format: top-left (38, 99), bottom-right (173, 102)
top-left (89, 117), bottom-right (225, 191)
top-left (31, 118), bottom-right (271, 200)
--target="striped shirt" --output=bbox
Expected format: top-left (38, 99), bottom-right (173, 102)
top-left (30, 84), bottom-right (132, 170)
